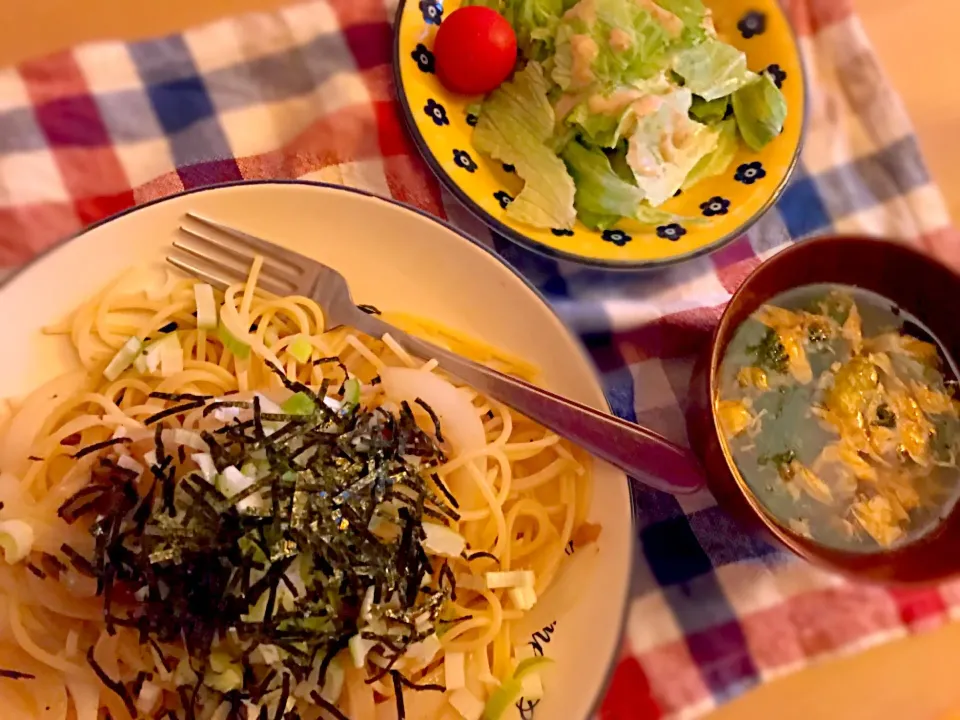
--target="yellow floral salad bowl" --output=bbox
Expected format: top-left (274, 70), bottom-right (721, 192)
top-left (393, 0), bottom-right (806, 269)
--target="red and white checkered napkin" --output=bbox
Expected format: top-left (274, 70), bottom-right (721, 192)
top-left (0, 0), bottom-right (956, 718)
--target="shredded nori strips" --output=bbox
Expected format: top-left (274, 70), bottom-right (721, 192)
top-left (430, 473), bottom-right (459, 510)
top-left (144, 399), bottom-right (208, 426)
top-left (41, 552), bottom-right (67, 577)
top-left (391, 670), bottom-right (406, 720)
top-left (0, 669), bottom-right (35, 680)
top-left (87, 647), bottom-right (137, 717)
top-left (313, 357), bottom-right (349, 394)
top-left (357, 304), bottom-right (381, 315)
top-left (414, 398), bottom-right (443, 443)
top-left (310, 691), bottom-right (351, 720)
top-left (150, 392), bottom-right (212, 402)
top-left (273, 672), bottom-right (290, 720)
top-left (61, 543), bottom-right (96, 576)
top-left (392, 672), bottom-right (445, 692)
top-left (63, 379), bottom-right (457, 717)
top-left (72, 436), bottom-right (131, 459)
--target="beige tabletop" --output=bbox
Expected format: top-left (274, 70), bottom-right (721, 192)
top-left (0, 1), bottom-right (958, 718)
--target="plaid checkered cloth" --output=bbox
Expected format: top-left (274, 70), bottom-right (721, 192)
top-left (0, 0), bottom-right (957, 717)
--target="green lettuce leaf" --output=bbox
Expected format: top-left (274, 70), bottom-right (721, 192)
top-left (503, 0), bottom-right (565, 61)
top-left (732, 73), bottom-right (787, 151)
top-left (561, 140), bottom-right (693, 229)
top-left (564, 101), bottom-right (633, 149)
top-left (634, 203), bottom-right (693, 226)
top-left (689, 95), bottom-right (729, 124)
top-left (576, 208), bottom-right (619, 231)
top-left (562, 140), bottom-right (643, 224)
top-left (682, 117), bottom-right (738, 190)
top-left (551, 0), bottom-right (673, 92)
top-left (623, 88), bottom-right (720, 205)
top-left (473, 62), bottom-right (577, 229)
top-left (672, 39), bottom-right (755, 101)
top-left (608, 141), bottom-right (637, 184)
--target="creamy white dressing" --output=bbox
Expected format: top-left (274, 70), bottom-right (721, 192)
top-left (634, 0), bottom-right (683, 37)
top-left (569, 34), bottom-right (599, 89)
top-left (624, 88), bottom-right (720, 204)
top-left (632, 94), bottom-right (664, 117)
top-left (627, 145), bottom-right (659, 177)
top-left (587, 89), bottom-right (643, 114)
top-left (608, 28), bottom-right (633, 53)
top-left (554, 92), bottom-right (588, 119)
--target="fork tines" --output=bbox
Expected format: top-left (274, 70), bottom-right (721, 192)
top-left (170, 212), bottom-right (305, 295)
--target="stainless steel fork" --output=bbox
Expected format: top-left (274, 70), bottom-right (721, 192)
top-left (170, 212), bottom-right (705, 495)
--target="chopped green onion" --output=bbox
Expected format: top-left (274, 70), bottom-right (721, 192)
top-left (218, 466), bottom-right (255, 497)
top-left (136, 681), bottom-right (162, 714)
top-left (117, 455), bottom-right (144, 476)
top-left (216, 322), bottom-right (250, 360)
top-left (0, 520), bottom-right (34, 564)
top-left (194, 283), bottom-right (218, 330)
top-left (482, 657), bottom-right (554, 719)
top-left (205, 663), bottom-right (243, 693)
top-left (159, 333), bottom-right (183, 378)
top-left (281, 391), bottom-right (316, 415)
top-left (191, 453), bottom-right (216, 483)
top-left (133, 336), bottom-right (166, 375)
top-left (241, 591), bottom-right (270, 623)
top-left (348, 634), bottom-right (374, 668)
top-left (289, 335), bottom-right (313, 363)
top-left (404, 633), bottom-right (441, 665)
top-left (104, 337), bottom-right (142, 381)
top-left (421, 522), bottom-right (466, 558)
top-left (445, 651), bottom-right (466, 691)
top-left (343, 377), bottom-right (361, 408)
top-left (251, 644), bottom-right (281, 665)
top-left (507, 586), bottom-right (537, 610)
top-left (173, 657), bottom-right (198, 687)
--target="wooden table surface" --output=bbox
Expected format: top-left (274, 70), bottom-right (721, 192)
top-left (0, 1), bottom-right (958, 718)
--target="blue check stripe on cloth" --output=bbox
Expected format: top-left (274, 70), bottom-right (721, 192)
top-left (0, 0), bottom-right (956, 718)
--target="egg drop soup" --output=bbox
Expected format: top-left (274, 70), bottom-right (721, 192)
top-left (718, 284), bottom-right (960, 552)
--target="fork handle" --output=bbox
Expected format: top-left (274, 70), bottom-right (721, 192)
top-left (348, 311), bottom-right (704, 495)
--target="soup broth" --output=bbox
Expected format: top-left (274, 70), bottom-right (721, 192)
top-left (718, 283), bottom-right (960, 552)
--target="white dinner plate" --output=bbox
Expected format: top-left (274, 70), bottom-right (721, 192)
top-left (0, 180), bottom-right (632, 720)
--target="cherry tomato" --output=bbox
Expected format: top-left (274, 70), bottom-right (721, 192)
top-left (433, 6), bottom-right (517, 96)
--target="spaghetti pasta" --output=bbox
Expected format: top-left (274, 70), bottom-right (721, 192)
top-left (0, 264), bottom-right (597, 720)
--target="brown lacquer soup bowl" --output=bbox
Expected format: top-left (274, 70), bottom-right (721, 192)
top-left (686, 235), bottom-right (960, 584)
